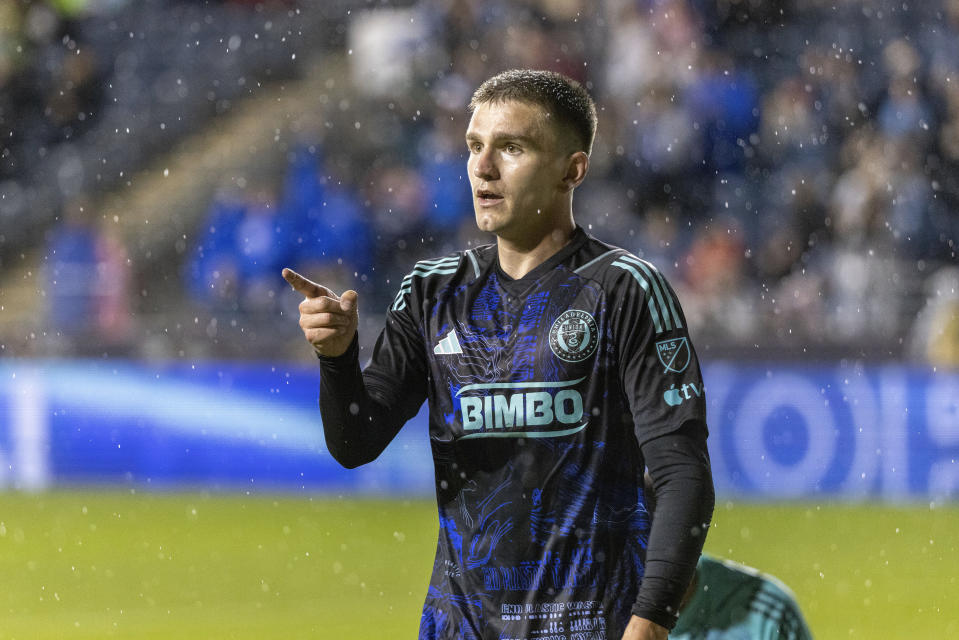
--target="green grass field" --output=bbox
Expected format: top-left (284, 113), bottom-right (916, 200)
top-left (0, 491), bottom-right (956, 639)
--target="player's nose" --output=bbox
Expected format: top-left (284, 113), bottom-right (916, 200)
top-left (471, 147), bottom-right (498, 181)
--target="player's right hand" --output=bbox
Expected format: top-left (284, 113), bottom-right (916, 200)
top-left (282, 268), bottom-right (358, 358)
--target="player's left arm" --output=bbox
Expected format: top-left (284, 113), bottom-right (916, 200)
top-left (609, 261), bottom-right (715, 636)
top-left (628, 424), bottom-right (713, 635)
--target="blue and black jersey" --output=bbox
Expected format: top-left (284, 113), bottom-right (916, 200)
top-left (317, 227), bottom-right (711, 639)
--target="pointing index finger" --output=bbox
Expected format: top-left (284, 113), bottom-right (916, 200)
top-left (282, 268), bottom-right (332, 299)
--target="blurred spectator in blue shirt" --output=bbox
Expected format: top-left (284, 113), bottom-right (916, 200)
top-left (281, 145), bottom-right (373, 297)
top-left (186, 183), bottom-right (294, 314)
top-left (366, 161), bottom-right (428, 283)
top-left (235, 186), bottom-right (289, 313)
top-left (418, 113), bottom-right (472, 234)
top-left (688, 52), bottom-right (761, 173)
top-left (45, 199), bottom-right (99, 339)
top-left (186, 186), bottom-right (246, 310)
top-left (44, 197), bottom-right (133, 352)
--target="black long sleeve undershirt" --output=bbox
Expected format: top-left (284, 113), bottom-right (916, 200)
top-left (632, 422), bottom-right (715, 629)
top-left (317, 334), bottom-right (408, 469)
top-left (317, 335), bottom-right (714, 631)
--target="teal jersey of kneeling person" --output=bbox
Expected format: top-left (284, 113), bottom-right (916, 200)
top-left (672, 555), bottom-right (813, 640)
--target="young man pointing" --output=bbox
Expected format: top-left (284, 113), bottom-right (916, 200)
top-left (285, 69), bottom-right (714, 640)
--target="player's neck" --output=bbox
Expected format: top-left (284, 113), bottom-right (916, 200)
top-left (496, 220), bottom-right (576, 280)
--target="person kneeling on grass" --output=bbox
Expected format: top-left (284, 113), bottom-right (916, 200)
top-left (644, 472), bottom-right (813, 640)
top-left (670, 554), bottom-right (813, 640)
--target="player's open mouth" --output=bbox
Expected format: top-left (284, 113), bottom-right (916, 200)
top-left (476, 189), bottom-right (504, 206)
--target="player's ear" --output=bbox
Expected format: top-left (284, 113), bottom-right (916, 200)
top-left (560, 151), bottom-right (589, 192)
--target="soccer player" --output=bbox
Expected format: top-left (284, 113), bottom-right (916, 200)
top-left (283, 69), bottom-right (714, 640)
top-left (671, 554), bottom-right (814, 640)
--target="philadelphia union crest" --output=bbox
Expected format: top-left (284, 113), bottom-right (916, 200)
top-left (549, 310), bottom-right (599, 362)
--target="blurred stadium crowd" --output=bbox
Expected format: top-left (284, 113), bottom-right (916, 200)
top-left (2, 0), bottom-right (958, 364)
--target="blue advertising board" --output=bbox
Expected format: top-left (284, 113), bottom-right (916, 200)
top-left (703, 362), bottom-right (958, 500)
top-left (0, 359), bottom-right (956, 500)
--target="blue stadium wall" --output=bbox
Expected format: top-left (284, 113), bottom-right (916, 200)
top-left (0, 359), bottom-right (956, 500)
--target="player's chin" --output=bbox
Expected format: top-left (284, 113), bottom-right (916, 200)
top-left (474, 211), bottom-right (501, 232)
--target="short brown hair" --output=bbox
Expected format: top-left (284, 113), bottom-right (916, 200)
top-left (469, 69), bottom-right (598, 155)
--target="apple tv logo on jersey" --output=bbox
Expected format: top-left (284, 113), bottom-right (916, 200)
top-left (663, 382), bottom-right (703, 407)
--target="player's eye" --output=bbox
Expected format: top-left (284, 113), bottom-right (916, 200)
top-left (469, 142), bottom-right (482, 153)
top-left (505, 144), bottom-right (520, 154)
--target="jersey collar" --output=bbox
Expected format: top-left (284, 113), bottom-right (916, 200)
top-left (494, 226), bottom-right (589, 286)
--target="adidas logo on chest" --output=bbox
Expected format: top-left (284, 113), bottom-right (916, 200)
top-left (434, 329), bottom-right (463, 355)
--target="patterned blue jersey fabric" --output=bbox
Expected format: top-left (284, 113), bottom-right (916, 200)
top-left (362, 228), bottom-right (707, 640)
